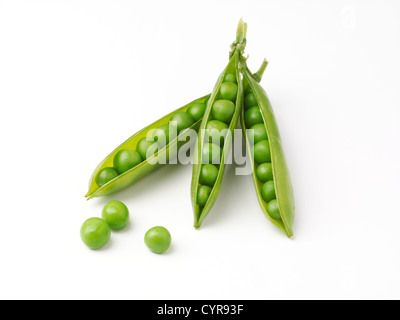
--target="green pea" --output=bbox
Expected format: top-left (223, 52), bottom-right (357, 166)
top-left (187, 102), bottom-right (206, 121)
top-left (211, 100), bottom-right (235, 124)
top-left (95, 167), bottom-right (119, 187)
top-left (261, 180), bottom-right (276, 203)
top-left (244, 92), bottom-right (257, 109)
top-left (244, 106), bottom-right (263, 128)
top-left (101, 200), bottom-right (129, 229)
top-left (267, 199), bottom-right (281, 220)
top-left (252, 140), bottom-right (271, 164)
top-left (202, 143), bottom-right (222, 164)
top-left (113, 149), bottom-right (142, 174)
top-left (144, 226), bottom-right (171, 254)
top-left (224, 73), bottom-right (237, 84)
top-left (197, 185), bottom-right (212, 207)
top-left (137, 137), bottom-right (158, 160)
top-left (80, 217), bottom-right (111, 250)
top-left (170, 112), bottom-right (195, 133)
top-left (247, 123), bottom-right (268, 145)
top-left (199, 164), bottom-right (219, 187)
top-left (256, 163), bottom-right (273, 182)
top-left (244, 87), bottom-right (252, 95)
top-left (152, 124), bottom-right (170, 147)
top-left (219, 82), bottom-right (238, 102)
top-left (205, 120), bottom-right (229, 145)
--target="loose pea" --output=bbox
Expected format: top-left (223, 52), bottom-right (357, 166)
top-left (199, 164), bottom-right (219, 187)
top-left (244, 92), bottom-right (257, 109)
top-left (80, 217), bottom-right (111, 250)
top-left (202, 143), bottom-right (222, 164)
top-left (170, 112), bottom-right (195, 133)
top-left (244, 106), bottom-right (263, 128)
top-left (152, 124), bottom-right (170, 147)
top-left (113, 149), bottom-right (142, 174)
top-left (205, 120), bottom-right (229, 145)
top-left (224, 73), bottom-right (237, 84)
top-left (187, 102), bottom-right (206, 121)
top-left (247, 123), bottom-right (268, 145)
top-left (219, 82), bottom-right (238, 102)
top-left (211, 100), bottom-right (235, 124)
top-left (252, 140), bottom-right (271, 164)
top-left (256, 163), bottom-right (273, 182)
top-left (267, 199), bottom-right (281, 220)
top-left (197, 185), bottom-right (212, 207)
top-left (95, 167), bottom-right (119, 187)
top-left (137, 137), bottom-right (158, 160)
top-left (101, 200), bottom-right (129, 229)
top-left (144, 226), bottom-right (171, 254)
top-left (261, 180), bottom-right (276, 203)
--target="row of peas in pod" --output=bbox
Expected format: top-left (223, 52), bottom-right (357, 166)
top-left (243, 90), bottom-right (280, 220)
top-left (94, 102), bottom-right (208, 188)
top-left (196, 73), bottom-right (238, 207)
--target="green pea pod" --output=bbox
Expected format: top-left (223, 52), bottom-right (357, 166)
top-left (85, 95), bottom-right (209, 199)
top-left (240, 60), bottom-right (295, 237)
top-left (191, 20), bottom-right (249, 228)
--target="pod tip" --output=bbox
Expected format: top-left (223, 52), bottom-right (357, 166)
top-left (286, 231), bottom-right (294, 239)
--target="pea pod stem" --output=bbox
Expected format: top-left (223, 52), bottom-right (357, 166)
top-left (249, 59), bottom-right (268, 83)
top-left (230, 19), bottom-right (247, 59)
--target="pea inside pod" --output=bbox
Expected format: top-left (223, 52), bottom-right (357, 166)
top-left (240, 60), bottom-right (295, 237)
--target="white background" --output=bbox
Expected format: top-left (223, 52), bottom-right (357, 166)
top-left (0, 0), bottom-right (399, 300)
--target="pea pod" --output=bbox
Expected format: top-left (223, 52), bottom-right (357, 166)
top-left (240, 60), bottom-right (295, 237)
top-left (85, 95), bottom-right (209, 199)
top-left (191, 20), bottom-right (248, 228)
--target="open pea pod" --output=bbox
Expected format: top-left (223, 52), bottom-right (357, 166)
top-left (191, 20), bottom-right (250, 228)
top-left (86, 95), bottom-right (209, 199)
top-left (190, 54), bottom-right (242, 227)
top-left (240, 60), bottom-right (295, 237)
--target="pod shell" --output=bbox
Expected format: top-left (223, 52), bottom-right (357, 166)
top-left (241, 68), bottom-right (295, 237)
